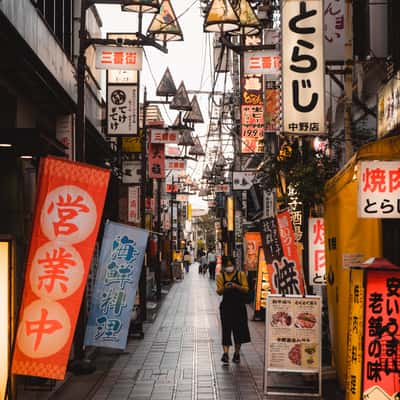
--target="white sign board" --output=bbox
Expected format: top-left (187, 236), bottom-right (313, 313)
top-left (128, 186), bottom-right (140, 223)
top-left (122, 160), bottom-right (141, 184)
top-left (107, 85), bottom-right (138, 135)
top-left (308, 218), bottom-right (326, 285)
top-left (358, 161), bottom-right (400, 218)
top-left (150, 129), bottom-right (180, 144)
top-left (324, 0), bottom-right (345, 61)
top-left (233, 171), bottom-right (256, 190)
top-left (96, 46), bottom-right (143, 70)
top-left (265, 295), bottom-right (322, 397)
top-left (282, 0), bottom-right (325, 135)
top-left (243, 50), bottom-right (281, 75)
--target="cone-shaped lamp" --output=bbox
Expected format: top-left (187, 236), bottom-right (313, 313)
top-left (147, 0), bottom-right (183, 42)
top-left (230, 0), bottom-right (261, 36)
top-left (204, 0), bottom-right (240, 33)
top-left (122, 0), bottom-right (160, 13)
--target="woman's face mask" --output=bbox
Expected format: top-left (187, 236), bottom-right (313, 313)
top-left (225, 266), bottom-right (234, 273)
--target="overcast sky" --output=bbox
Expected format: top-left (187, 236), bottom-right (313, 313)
top-left (96, 2), bottom-right (214, 210)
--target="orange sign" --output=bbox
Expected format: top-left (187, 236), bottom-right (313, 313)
top-left (276, 210), bottom-right (305, 295)
top-left (12, 157), bottom-right (110, 380)
top-left (244, 232), bottom-right (262, 271)
top-left (255, 248), bottom-right (270, 311)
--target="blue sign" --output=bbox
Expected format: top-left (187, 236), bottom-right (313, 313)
top-left (84, 221), bottom-right (148, 349)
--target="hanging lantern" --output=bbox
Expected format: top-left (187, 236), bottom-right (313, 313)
top-left (215, 152), bottom-right (226, 167)
top-left (204, 0), bottom-right (240, 33)
top-left (156, 67), bottom-right (177, 97)
top-left (147, 0), bottom-right (184, 42)
top-left (178, 130), bottom-right (195, 147)
top-left (183, 96), bottom-right (204, 124)
top-left (230, 0), bottom-right (261, 36)
top-left (121, 0), bottom-right (160, 13)
top-left (170, 81), bottom-right (192, 111)
top-left (189, 136), bottom-right (205, 156)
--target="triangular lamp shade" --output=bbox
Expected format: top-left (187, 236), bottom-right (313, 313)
top-left (183, 96), bottom-right (204, 124)
top-left (230, 0), bottom-right (261, 36)
top-left (121, 0), bottom-right (160, 13)
top-left (170, 81), bottom-right (192, 111)
top-left (178, 130), bottom-right (195, 147)
top-left (189, 136), bottom-right (205, 156)
top-left (204, 0), bottom-right (240, 33)
top-left (156, 67), bottom-right (177, 97)
top-left (147, 0), bottom-right (183, 42)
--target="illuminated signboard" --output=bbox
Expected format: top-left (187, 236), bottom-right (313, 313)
top-left (358, 161), bottom-right (400, 218)
top-left (308, 218), bottom-right (326, 285)
top-left (282, 0), bottom-right (325, 135)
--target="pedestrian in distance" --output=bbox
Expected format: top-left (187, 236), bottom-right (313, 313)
top-left (183, 249), bottom-right (191, 273)
top-left (207, 248), bottom-right (217, 280)
top-left (200, 250), bottom-right (208, 275)
top-left (216, 257), bottom-right (251, 364)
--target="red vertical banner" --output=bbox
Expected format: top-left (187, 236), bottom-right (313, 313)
top-left (363, 270), bottom-right (400, 398)
top-left (12, 157), bottom-right (110, 380)
top-left (276, 210), bottom-right (305, 295)
top-left (148, 142), bottom-right (165, 179)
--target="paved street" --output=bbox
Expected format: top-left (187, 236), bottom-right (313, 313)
top-left (47, 264), bottom-right (343, 400)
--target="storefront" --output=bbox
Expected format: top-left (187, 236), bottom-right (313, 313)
top-left (324, 134), bottom-right (400, 388)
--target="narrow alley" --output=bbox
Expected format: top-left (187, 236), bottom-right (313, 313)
top-left (48, 266), bottom-right (341, 400)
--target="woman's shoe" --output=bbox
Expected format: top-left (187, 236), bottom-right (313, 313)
top-left (221, 352), bottom-right (229, 363)
top-left (232, 352), bottom-right (240, 363)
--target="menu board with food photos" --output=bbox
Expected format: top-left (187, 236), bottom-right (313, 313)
top-left (266, 295), bottom-right (321, 373)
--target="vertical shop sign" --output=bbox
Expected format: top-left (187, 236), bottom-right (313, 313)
top-left (362, 269), bottom-right (400, 398)
top-left (282, 0), bottom-right (325, 135)
top-left (308, 218), bottom-right (326, 285)
top-left (107, 85), bottom-right (138, 135)
top-left (255, 248), bottom-right (270, 312)
top-left (358, 161), bottom-right (400, 218)
top-left (84, 222), bottom-right (148, 349)
top-left (128, 186), bottom-right (140, 224)
top-left (241, 74), bottom-right (264, 153)
top-left (12, 157), bottom-right (110, 380)
top-left (288, 185), bottom-right (303, 242)
top-left (324, 0), bottom-right (345, 61)
top-left (277, 210), bottom-right (305, 295)
top-left (227, 197), bottom-right (234, 232)
top-left (244, 232), bottom-right (262, 271)
top-left (346, 269), bottom-right (365, 400)
top-left (265, 80), bottom-right (280, 132)
top-left (148, 142), bottom-right (165, 179)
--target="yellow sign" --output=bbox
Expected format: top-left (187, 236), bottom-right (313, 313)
top-left (187, 204), bottom-right (192, 221)
top-left (227, 196), bottom-right (234, 232)
top-left (122, 130), bottom-right (142, 153)
top-left (345, 269), bottom-right (364, 400)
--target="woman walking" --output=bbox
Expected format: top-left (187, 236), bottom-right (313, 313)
top-left (216, 258), bottom-right (251, 364)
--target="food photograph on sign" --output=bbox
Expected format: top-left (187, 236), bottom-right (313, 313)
top-left (267, 296), bottom-right (321, 372)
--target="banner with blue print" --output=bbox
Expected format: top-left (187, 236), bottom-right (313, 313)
top-left (84, 221), bottom-right (148, 349)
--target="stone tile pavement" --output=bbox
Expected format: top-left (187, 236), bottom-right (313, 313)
top-left (47, 265), bottom-right (344, 400)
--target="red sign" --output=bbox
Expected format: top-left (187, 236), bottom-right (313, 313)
top-left (166, 159), bottom-right (185, 170)
top-left (12, 157), bottom-right (110, 380)
top-left (150, 129), bottom-right (179, 144)
top-left (276, 210), bottom-right (305, 295)
top-left (166, 183), bottom-right (179, 193)
top-left (149, 143), bottom-right (165, 179)
top-left (363, 269), bottom-right (400, 397)
top-left (244, 232), bottom-right (262, 272)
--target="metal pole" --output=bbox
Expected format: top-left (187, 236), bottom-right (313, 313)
top-left (74, 0), bottom-right (88, 362)
top-left (344, 0), bottom-right (353, 162)
top-left (139, 87), bottom-right (147, 323)
top-left (155, 178), bottom-right (162, 300)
